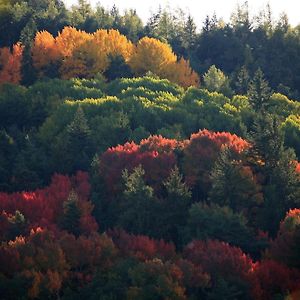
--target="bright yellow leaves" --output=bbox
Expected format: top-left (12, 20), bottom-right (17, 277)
top-left (129, 37), bottom-right (177, 77)
top-left (32, 26), bottom-right (199, 88)
top-left (0, 43), bottom-right (23, 84)
top-left (129, 37), bottom-right (199, 88)
top-left (94, 29), bottom-right (133, 61)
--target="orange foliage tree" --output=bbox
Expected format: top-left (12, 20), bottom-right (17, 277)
top-left (32, 27), bottom-right (199, 87)
top-left (32, 27), bottom-right (133, 79)
top-left (0, 43), bottom-right (23, 84)
top-left (167, 57), bottom-right (200, 88)
top-left (31, 31), bottom-right (61, 77)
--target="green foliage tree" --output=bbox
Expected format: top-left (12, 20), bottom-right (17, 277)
top-left (104, 54), bottom-right (133, 81)
top-left (184, 203), bottom-right (255, 253)
top-left (203, 65), bottom-right (232, 96)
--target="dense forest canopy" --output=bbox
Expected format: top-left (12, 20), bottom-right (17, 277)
top-left (1, 1), bottom-right (300, 299)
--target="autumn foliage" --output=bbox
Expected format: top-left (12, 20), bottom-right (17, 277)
top-left (99, 135), bottom-right (181, 194)
top-left (0, 43), bottom-right (23, 84)
top-left (182, 129), bottom-right (249, 188)
top-left (31, 27), bottom-right (199, 87)
top-left (0, 171), bottom-right (98, 235)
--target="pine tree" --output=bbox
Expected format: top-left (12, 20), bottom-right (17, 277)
top-left (247, 68), bottom-right (271, 112)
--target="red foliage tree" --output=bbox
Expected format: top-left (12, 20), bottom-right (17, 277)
top-left (0, 172), bottom-right (98, 234)
top-left (269, 208), bottom-right (300, 268)
top-left (182, 129), bottom-right (249, 194)
top-left (108, 229), bottom-right (176, 261)
top-left (183, 239), bottom-right (254, 282)
top-left (98, 135), bottom-right (181, 194)
top-left (251, 260), bottom-right (300, 300)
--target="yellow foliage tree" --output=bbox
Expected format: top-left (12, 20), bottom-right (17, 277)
top-left (0, 43), bottom-right (23, 84)
top-left (129, 37), bottom-right (177, 77)
top-left (55, 26), bottom-right (92, 58)
top-left (31, 27), bottom-right (200, 87)
top-left (56, 27), bottom-right (94, 79)
top-left (94, 29), bottom-right (133, 61)
top-left (60, 38), bottom-right (108, 79)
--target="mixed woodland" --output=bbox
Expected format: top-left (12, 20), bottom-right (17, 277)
top-left (0, 0), bottom-right (300, 299)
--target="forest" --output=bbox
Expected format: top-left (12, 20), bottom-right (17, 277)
top-left (0, 0), bottom-right (300, 299)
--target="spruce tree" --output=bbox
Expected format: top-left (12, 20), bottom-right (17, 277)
top-left (60, 190), bottom-right (81, 236)
top-left (209, 147), bottom-right (260, 211)
top-left (118, 165), bottom-right (156, 236)
top-left (66, 106), bottom-right (91, 173)
top-left (250, 113), bottom-right (300, 235)
top-left (235, 66), bottom-right (250, 95)
top-left (161, 166), bottom-right (192, 245)
top-left (247, 68), bottom-right (271, 112)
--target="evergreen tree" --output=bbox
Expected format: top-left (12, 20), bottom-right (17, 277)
top-left (65, 106), bottom-right (91, 173)
top-left (20, 19), bottom-right (38, 85)
top-left (182, 14), bottom-right (197, 51)
top-left (235, 66), bottom-right (250, 95)
top-left (247, 68), bottom-right (271, 112)
top-left (69, 0), bottom-right (93, 30)
top-left (250, 114), bottom-right (300, 235)
top-left (104, 54), bottom-right (133, 81)
top-left (209, 147), bottom-right (260, 211)
top-left (118, 165), bottom-right (157, 236)
top-left (60, 190), bottom-right (81, 236)
top-left (160, 166), bottom-right (192, 245)
top-left (7, 210), bottom-right (26, 240)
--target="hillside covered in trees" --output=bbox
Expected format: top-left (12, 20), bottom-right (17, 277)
top-left (1, 1), bottom-right (300, 299)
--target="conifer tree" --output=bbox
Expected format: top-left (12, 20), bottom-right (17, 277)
top-left (250, 113), bottom-right (300, 235)
top-left (235, 66), bottom-right (250, 95)
top-left (247, 68), bottom-right (271, 112)
top-left (160, 166), bottom-right (192, 245)
top-left (118, 165), bottom-right (157, 236)
top-left (209, 147), bottom-right (260, 211)
top-left (60, 190), bottom-right (81, 236)
top-left (65, 106), bottom-right (91, 173)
